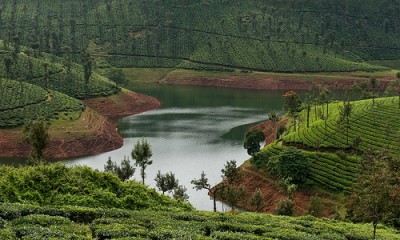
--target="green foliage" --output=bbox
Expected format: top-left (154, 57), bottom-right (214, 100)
top-left (0, 0), bottom-right (394, 74)
top-left (131, 138), bottom-right (153, 184)
top-left (104, 156), bottom-right (136, 182)
top-left (0, 49), bottom-right (119, 99)
top-left (283, 91), bottom-right (302, 116)
top-left (283, 97), bottom-right (400, 154)
top-left (349, 151), bottom-right (400, 234)
top-left (23, 119), bottom-right (50, 164)
top-left (244, 129), bottom-right (265, 156)
top-left (0, 79), bottom-right (85, 128)
top-left (0, 164), bottom-right (191, 211)
top-left (155, 171), bottom-right (179, 195)
top-left (250, 188), bottom-right (265, 212)
top-left (172, 185), bottom-right (189, 202)
top-left (0, 203), bottom-right (398, 239)
top-left (270, 147), bottom-right (310, 184)
top-left (307, 195), bottom-right (324, 217)
top-left (106, 68), bottom-right (127, 86)
top-left (274, 199), bottom-right (295, 216)
top-left (253, 142), bottom-right (360, 192)
top-left (221, 160), bottom-right (242, 184)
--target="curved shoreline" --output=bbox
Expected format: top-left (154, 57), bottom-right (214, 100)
top-left (163, 69), bottom-right (396, 91)
top-left (0, 90), bottom-right (161, 160)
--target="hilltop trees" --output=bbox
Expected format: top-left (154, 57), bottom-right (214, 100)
top-left (154, 171), bottom-right (179, 195)
top-left (131, 138), bottom-right (153, 185)
top-left (283, 91), bottom-right (302, 131)
top-left (104, 156), bottom-right (135, 182)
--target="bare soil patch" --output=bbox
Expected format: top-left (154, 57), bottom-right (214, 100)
top-left (83, 89), bottom-right (161, 119)
top-left (164, 71), bottom-right (395, 91)
top-left (0, 90), bottom-right (160, 159)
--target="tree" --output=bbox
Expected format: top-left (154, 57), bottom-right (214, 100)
top-left (107, 68), bottom-right (127, 86)
top-left (250, 188), bottom-right (265, 212)
top-left (349, 151), bottom-right (400, 239)
top-left (118, 156), bottom-right (135, 181)
top-left (369, 77), bottom-right (378, 106)
top-left (173, 185), bottom-right (189, 202)
top-left (192, 160), bottom-right (242, 213)
top-left (192, 171), bottom-right (219, 212)
top-left (104, 157), bottom-right (117, 173)
top-left (283, 91), bottom-right (302, 131)
top-left (243, 129), bottom-right (265, 156)
top-left (155, 171), bottom-right (179, 195)
top-left (268, 111), bottom-right (279, 124)
top-left (104, 156), bottom-right (135, 182)
top-left (307, 195), bottom-right (323, 217)
top-left (275, 198), bottom-right (295, 216)
top-left (131, 138), bottom-right (153, 184)
top-left (337, 101), bottom-right (352, 145)
top-left (318, 87), bottom-right (331, 129)
top-left (221, 160), bottom-right (242, 185)
top-left (23, 119), bottom-right (50, 165)
top-left (221, 185), bottom-right (245, 212)
top-left (81, 51), bottom-right (92, 94)
top-left (270, 147), bottom-right (309, 184)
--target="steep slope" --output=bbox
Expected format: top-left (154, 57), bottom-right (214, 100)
top-left (0, 0), bottom-right (397, 72)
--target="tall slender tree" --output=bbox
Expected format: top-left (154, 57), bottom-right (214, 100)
top-left (131, 138), bottom-right (153, 184)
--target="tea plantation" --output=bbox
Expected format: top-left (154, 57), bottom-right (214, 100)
top-left (0, 0), bottom-right (397, 72)
top-left (283, 97), bottom-right (400, 154)
top-left (0, 164), bottom-right (398, 240)
top-left (0, 79), bottom-right (85, 128)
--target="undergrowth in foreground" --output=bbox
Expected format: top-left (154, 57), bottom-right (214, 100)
top-left (0, 203), bottom-right (399, 240)
top-left (0, 163), bottom-right (191, 212)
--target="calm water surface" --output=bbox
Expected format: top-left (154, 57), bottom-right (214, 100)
top-left (66, 84), bottom-right (287, 211)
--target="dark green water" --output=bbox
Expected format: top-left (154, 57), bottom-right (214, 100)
top-left (66, 84), bottom-right (287, 210)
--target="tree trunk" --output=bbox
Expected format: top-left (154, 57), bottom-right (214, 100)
top-left (307, 104), bottom-right (310, 128)
top-left (373, 222), bottom-right (377, 240)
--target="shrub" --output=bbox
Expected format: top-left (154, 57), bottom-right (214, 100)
top-left (275, 199), bottom-right (295, 216)
top-left (307, 195), bottom-right (323, 217)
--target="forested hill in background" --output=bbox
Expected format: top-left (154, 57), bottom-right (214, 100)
top-left (0, 0), bottom-right (399, 72)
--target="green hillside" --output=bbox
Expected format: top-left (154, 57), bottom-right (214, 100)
top-left (0, 0), bottom-right (398, 72)
top-left (0, 43), bottom-right (119, 99)
top-left (252, 97), bottom-right (400, 193)
top-left (0, 163), bottom-right (190, 211)
top-left (283, 97), bottom-right (400, 154)
top-left (0, 79), bottom-right (85, 128)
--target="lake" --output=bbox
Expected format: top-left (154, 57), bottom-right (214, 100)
top-left (66, 84), bottom-right (287, 211)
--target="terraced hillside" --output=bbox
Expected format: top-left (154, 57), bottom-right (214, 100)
top-left (253, 142), bottom-right (360, 193)
top-left (0, 43), bottom-right (119, 99)
top-left (252, 96), bottom-right (400, 194)
top-left (283, 97), bottom-right (400, 154)
top-left (0, 79), bottom-right (85, 128)
top-left (0, 0), bottom-right (398, 72)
